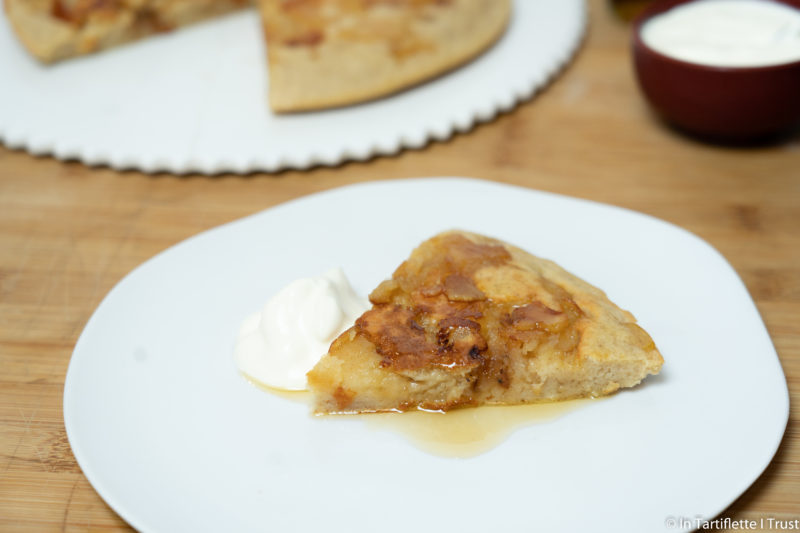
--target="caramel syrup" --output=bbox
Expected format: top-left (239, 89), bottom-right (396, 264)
top-left (245, 375), bottom-right (595, 458)
top-left (364, 400), bottom-right (593, 458)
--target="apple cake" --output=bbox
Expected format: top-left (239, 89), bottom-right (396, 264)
top-left (259, 0), bottom-right (511, 112)
top-left (4, 0), bottom-right (511, 111)
top-left (307, 230), bottom-right (664, 414)
top-left (4, 0), bottom-right (248, 63)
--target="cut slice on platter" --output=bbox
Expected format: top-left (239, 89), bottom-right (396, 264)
top-left (6, 0), bottom-right (511, 112)
top-left (259, 0), bottom-right (512, 112)
top-left (4, 0), bottom-right (248, 63)
top-left (307, 230), bottom-right (663, 414)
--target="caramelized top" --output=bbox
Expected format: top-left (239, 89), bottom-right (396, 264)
top-left (51, 0), bottom-right (122, 25)
top-left (263, 0), bottom-right (453, 56)
top-left (49, 0), bottom-right (183, 29)
top-left (355, 233), bottom-right (583, 380)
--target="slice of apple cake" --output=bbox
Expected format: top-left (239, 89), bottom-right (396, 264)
top-left (307, 230), bottom-right (663, 414)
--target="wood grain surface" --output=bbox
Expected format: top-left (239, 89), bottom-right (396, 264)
top-left (1, 0), bottom-right (798, 530)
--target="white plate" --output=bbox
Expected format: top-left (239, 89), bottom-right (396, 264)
top-left (64, 178), bottom-right (788, 533)
top-left (0, 0), bottom-right (585, 174)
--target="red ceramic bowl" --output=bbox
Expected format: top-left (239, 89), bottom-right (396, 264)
top-left (633, 0), bottom-right (800, 141)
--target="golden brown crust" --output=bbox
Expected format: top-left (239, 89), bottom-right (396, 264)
top-left (359, 232), bottom-right (586, 384)
top-left (260, 0), bottom-right (512, 112)
top-left (307, 231), bottom-right (664, 414)
top-left (5, 0), bottom-right (248, 63)
top-left (357, 301), bottom-right (486, 371)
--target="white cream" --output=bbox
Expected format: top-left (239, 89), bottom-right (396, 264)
top-left (641, 0), bottom-right (800, 67)
top-left (234, 268), bottom-right (370, 391)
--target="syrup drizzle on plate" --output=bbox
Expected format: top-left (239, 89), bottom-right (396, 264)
top-left (246, 375), bottom-right (596, 458)
top-left (362, 399), bottom-right (594, 458)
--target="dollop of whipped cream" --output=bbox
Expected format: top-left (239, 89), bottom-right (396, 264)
top-left (234, 268), bottom-right (370, 391)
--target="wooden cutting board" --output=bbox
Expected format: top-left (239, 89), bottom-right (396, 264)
top-left (1, 0), bottom-right (798, 530)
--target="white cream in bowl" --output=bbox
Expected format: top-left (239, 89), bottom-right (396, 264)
top-left (640, 0), bottom-right (800, 67)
